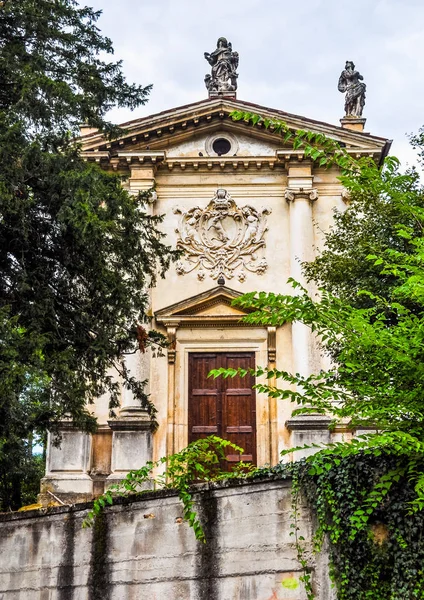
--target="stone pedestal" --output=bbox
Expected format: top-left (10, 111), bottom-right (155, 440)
top-left (106, 414), bottom-right (153, 486)
top-left (105, 349), bottom-right (154, 487)
top-left (286, 416), bottom-right (332, 459)
top-left (39, 427), bottom-right (93, 505)
top-left (340, 117), bottom-right (366, 132)
top-left (208, 90), bottom-right (236, 99)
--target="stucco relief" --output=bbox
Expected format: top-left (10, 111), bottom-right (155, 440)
top-left (173, 188), bottom-right (270, 282)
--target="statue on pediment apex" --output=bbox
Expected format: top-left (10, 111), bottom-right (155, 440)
top-left (204, 37), bottom-right (239, 95)
top-left (338, 61), bottom-right (366, 117)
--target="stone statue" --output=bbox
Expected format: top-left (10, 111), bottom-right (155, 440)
top-left (204, 37), bottom-right (239, 95)
top-left (338, 61), bottom-right (366, 117)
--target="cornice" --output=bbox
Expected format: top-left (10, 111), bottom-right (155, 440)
top-left (157, 315), bottom-right (253, 328)
top-left (78, 98), bottom-right (390, 157)
top-left (277, 147), bottom-right (386, 163)
top-left (157, 284), bottom-right (241, 308)
top-left (81, 150), bottom-right (165, 168)
top-left (117, 151), bottom-right (165, 163)
top-left (81, 146), bottom-right (386, 173)
top-left (107, 418), bottom-right (152, 431)
top-left (164, 155), bottom-right (279, 171)
top-left (80, 151), bottom-right (110, 163)
top-left (155, 285), bottom-right (250, 326)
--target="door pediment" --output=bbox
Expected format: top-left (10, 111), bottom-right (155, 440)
top-left (155, 285), bottom-right (252, 327)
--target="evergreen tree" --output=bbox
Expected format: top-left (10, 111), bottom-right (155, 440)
top-left (0, 0), bottom-right (176, 510)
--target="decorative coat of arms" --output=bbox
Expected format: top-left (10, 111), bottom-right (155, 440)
top-left (173, 189), bottom-right (271, 282)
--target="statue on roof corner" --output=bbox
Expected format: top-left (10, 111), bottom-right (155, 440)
top-left (204, 37), bottom-right (239, 95)
top-left (338, 61), bottom-right (366, 117)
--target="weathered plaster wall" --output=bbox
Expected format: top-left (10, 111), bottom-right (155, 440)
top-left (0, 478), bottom-right (334, 600)
top-left (43, 106), bottom-right (365, 501)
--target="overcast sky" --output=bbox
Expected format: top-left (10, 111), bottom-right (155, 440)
top-left (88, 0), bottom-right (424, 167)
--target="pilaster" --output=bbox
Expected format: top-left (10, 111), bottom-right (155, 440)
top-left (165, 324), bottom-right (178, 458)
top-left (112, 151), bottom-right (163, 194)
top-left (127, 163), bottom-right (156, 193)
top-left (106, 351), bottom-right (154, 486)
top-left (285, 161), bottom-right (317, 378)
top-left (284, 160), bottom-right (317, 276)
top-left (284, 185), bottom-right (318, 284)
top-left (267, 327), bottom-right (279, 466)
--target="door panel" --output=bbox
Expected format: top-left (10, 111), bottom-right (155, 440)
top-left (188, 354), bottom-right (220, 440)
top-left (188, 352), bottom-right (256, 466)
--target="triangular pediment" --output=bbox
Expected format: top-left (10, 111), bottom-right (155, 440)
top-left (155, 286), bottom-right (253, 326)
top-left (80, 97), bottom-right (390, 161)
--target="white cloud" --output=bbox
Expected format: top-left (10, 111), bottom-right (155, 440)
top-left (88, 0), bottom-right (424, 169)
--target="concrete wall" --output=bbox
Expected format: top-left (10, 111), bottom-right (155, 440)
top-left (0, 477), bottom-right (334, 600)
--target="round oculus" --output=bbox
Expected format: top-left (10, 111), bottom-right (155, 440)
top-left (212, 137), bottom-right (231, 156)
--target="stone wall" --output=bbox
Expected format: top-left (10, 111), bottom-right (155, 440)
top-left (0, 477), bottom-right (334, 600)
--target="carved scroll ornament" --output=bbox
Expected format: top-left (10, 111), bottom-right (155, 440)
top-left (173, 189), bottom-right (270, 282)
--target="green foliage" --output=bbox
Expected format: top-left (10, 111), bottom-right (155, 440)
top-left (224, 116), bottom-right (424, 441)
top-left (223, 144), bottom-right (424, 435)
top-left (290, 463), bottom-right (314, 599)
top-left (213, 277), bottom-right (424, 432)
top-left (305, 158), bottom-right (424, 311)
top-left (226, 111), bottom-right (424, 597)
top-left (0, 440), bottom-right (45, 511)
top-left (230, 109), bottom-right (366, 172)
top-left (0, 0), bottom-right (151, 138)
top-left (0, 0), bottom-right (177, 510)
top-left (83, 436), bottom-right (254, 542)
top-left (290, 450), bottom-right (424, 600)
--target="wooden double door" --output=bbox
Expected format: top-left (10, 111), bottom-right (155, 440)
top-left (188, 352), bottom-right (256, 466)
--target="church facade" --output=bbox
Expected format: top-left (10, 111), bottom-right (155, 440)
top-left (41, 45), bottom-right (391, 503)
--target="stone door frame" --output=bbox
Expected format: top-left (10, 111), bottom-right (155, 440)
top-left (172, 330), bottom-right (272, 466)
top-left (155, 286), bottom-right (279, 467)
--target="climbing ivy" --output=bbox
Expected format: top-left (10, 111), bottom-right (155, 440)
top-left (82, 434), bottom-right (424, 598)
top-left (288, 447), bottom-right (424, 600)
top-left (230, 109), bottom-right (366, 173)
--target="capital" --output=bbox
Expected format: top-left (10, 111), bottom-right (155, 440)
top-left (285, 188), bottom-right (318, 203)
